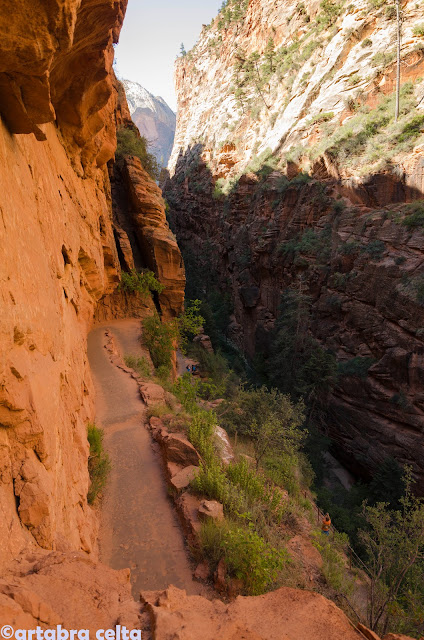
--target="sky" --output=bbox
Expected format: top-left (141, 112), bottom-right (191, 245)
top-left (115, 0), bottom-right (223, 112)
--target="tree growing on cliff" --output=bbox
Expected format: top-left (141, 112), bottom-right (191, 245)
top-left (180, 42), bottom-right (187, 57)
top-left (115, 127), bottom-right (160, 179)
top-left (268, 289), bottom-right (337, 406)
top-left (359, 469), bottom-right (424, 635)
top-left (220, 385), bottom-right (305, 470)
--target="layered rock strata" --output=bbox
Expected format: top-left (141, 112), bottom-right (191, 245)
top-left (165, 0), bottom-right (424, 489)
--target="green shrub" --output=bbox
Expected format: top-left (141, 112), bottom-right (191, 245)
top-left (142, 302), bottom-right (204, 373)
top-left (398, 114), bottom-right (424, 143)
top-left (227, 457), bottom-right (267, 502)
top-left (413, 23), bottom-right (424, 37)
top-left (361, 38), bottom-right (372, 47)
top-left (402, 201), bottom-right (424, 229)
top-left (347, 73), bottom-right (362, 86)
top-left (200, 519), bottom-right (288, 595)
top-left (120, 269), bottom-right (164, 298)
top-left (337, 356), bottom-right (375, 379)
top-left (87, 423), bottom-right (111, 504)
top-left (332, 199), bottom-right (346, 214)
top-left (142, 313), bottom-right (176, 372)
top-left (192, 460), bottom-right (229, 503)
top-left (361, 239), bottom-right (386, 260)
top-left (305, 112), bottom-right (334, 127)
top-left (116, 128), bottom-right (160, 179)
top-left (313, 532), bottom-right (355, 595)
top-left (187, 409), bottom-right (217, 462)
top-left (124, 354), bottom-right (151, 378)
top-left (371, 50), bottom-right (396, 67)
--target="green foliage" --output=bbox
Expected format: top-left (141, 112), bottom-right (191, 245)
top-left (367, 0), bottom-right (386, 8)
top-left (361, 239), bottom-right (386, 260)
top-left (308, 82), bottom-right (422, 172)
top-left (371, 50), bottom-right (396, 67)
top-left (115, 128), bottom-right (160, 179)
top-left (337, 356), bottom-right (375, 379)
top-left (119, 269), bottom-right (164, 298)
top-left (362, 38), bottom-right (372, 47)
top-left (142, 302), bottom-right (204, 373)
top-left (305, 112), bottom-right (334, 127)
top-left (178, 299), bottom-right (205, 348)
top-left (402, 201), bottom-right (424, 229)
top-left (200, 519), bottom-right (288, 595)
top-left (413, 23), bottom-right (424, 37)
top-left (266, 290), bottom-right (337, 402)
top-left (220, 385), bottom-right (305, 469)
top-left (87, 423), bottom-right (111, 504)
top-left (313, 532), bottom-right (355, 595)
top-left (124, 354), bottom-right (151, 378)
top-left (398, 114), bottom-right (424, 143)
top-left (142, 314), bottom-right (177, 373)
top-left (316, 0), bottom-right (342, 26)
top-left (359, 472), bottom-right (424, 634)
top-left (187, 409), bottom-right (217, 463)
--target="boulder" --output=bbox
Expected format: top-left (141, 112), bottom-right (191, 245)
top-left (197, 500), bottom-right (224, 523)
top-left (214, 425), bottom-right (234, 465)
top-left (139, 382), bottom-right (166, 406)
top-left (214, 558), bottom-right (227, 595)
top-left (357, 624), bottom-right (381, 640)
top-left (170, 466), bottom-right (199, 492)
top-left (162, 433), bottom-right (200, 466)
top-left (176, 493), bottom-right (202, 542)
top-left (193, 561), bottom-right (210, 581)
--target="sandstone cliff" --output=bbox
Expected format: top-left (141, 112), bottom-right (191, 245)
top-left (0, 0), bottom-right (184, 569)
top-left (165, 0), bottom-right (424, 490)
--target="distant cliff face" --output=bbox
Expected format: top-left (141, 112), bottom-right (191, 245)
top-left (165, 0), bottom-right (424, 490)
top-left (122, 79), bottom-right (176, 167)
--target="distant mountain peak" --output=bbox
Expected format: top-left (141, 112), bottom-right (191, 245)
top-left (122, 79), bottom-right (176, 168)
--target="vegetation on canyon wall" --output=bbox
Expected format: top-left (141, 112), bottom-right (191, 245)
top-left (87, 423), bottom-right (111, 505)
top-left (165, 0), bottom-right (424, 632)
top-left (116, 127), bottom-right (160, 179)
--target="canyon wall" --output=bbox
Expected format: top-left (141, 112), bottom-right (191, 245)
top-left (0, 0), bottom-right (184, 570)
top-left (165, 0), bottom-right (424, 489)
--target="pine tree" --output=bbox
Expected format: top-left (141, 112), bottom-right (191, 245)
top-left (180, 43), bottom-right (187, 57)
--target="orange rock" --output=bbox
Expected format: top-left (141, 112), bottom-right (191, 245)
top-left (357, 624), bottom-right (381, 640)
top-left (170, 466), bottom-right (199, 492)
top-left (198, 500), bottom-right (224, 522)
top-left (142, 584), bottom-right (368, 640)
top-left (0, 551), bottom-right (141, 631)
top-left (162, 433), bottom-right (200, 467)
top-left (122, 157), bottom-right (185, 319)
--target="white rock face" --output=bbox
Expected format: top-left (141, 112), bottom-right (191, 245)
top-left (122, 79), bottom-right (176, 167)
top-left (168, 0), bottom-right (424, 177)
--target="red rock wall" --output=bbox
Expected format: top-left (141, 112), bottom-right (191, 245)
top-left (0, 0), bottom-right (126, 568)
top-left (165, 159), bottom-right (424, 492)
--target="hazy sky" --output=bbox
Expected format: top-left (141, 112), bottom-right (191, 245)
top-left (115, 0), bottom-right (222, 111)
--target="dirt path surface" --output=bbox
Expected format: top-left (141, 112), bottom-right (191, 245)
top-left (87, 319), bottom-right (203, 598)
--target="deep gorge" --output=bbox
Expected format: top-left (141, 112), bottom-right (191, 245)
top-left (1, 0), bottom-right (423, 638)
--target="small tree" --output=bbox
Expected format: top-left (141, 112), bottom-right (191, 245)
top-left (359, 469), bottom-right (424, 635)
top-left (180, 42), bottom-right (187, 57)
top-left (264, 37), bottom-right (276, 75)
top-left (221, 385), bottom-right (305, 470)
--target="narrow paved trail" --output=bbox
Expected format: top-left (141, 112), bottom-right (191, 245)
top-left (87, 319), bottom-right (202, 598)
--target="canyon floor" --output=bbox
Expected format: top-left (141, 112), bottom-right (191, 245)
top-left (87, 319), bottom-right (203, 597)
